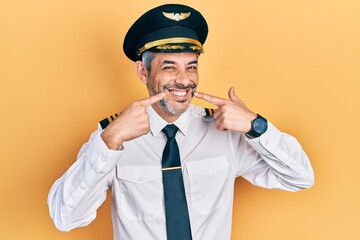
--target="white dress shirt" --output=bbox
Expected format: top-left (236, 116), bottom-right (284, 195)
top-left (48, 104), bottom-right (314, 240)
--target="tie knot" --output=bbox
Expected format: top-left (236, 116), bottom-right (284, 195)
top-left (162, 124), bottom-right (179, 139)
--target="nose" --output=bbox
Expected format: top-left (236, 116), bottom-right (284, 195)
top-left (174, 69), bottom-right (192, 86)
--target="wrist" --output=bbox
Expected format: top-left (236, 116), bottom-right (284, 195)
top-left (101, 131), bottom-right (125, 150)
top-left (245, 114), bottom-right (268, 139)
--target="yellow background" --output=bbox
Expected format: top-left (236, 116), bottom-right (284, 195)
top-left (1, 0), bottom-right (359, 239)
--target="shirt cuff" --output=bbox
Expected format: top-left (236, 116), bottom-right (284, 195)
top-left (245, 122), bottom-right (281, 153)
top-left (245, 122), bottom-right (307, 176)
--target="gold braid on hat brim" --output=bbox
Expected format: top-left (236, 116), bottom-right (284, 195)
top-left (137, 37), bottom-right (204, 56)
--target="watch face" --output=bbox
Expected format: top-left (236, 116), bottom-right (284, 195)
top-left (253, 117), bottom-right (268, 134)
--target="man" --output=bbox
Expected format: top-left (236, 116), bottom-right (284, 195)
top-left (48, 4), bottom-right (314, 240)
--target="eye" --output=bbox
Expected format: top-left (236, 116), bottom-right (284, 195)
top-left (188, 65), bottom-right (198, 71)
top-left (162, 65), bottom-right (176, 71)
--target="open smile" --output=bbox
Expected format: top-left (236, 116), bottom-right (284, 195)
top-left (163, 83), bottom-right (196, 99)
top-left (169, 89), bottom-right (188, 97)
top-left (165, 88), bottom-right (194, 101)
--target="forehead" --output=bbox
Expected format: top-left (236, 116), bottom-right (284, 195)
top-left (152, 52), bottom-right (199, 64)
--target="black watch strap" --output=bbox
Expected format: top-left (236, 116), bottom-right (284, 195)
top-left (245, 114), bottom-right (268, 139)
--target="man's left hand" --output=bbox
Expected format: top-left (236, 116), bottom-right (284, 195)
top-left (194, 87), bottom-right (257, 133)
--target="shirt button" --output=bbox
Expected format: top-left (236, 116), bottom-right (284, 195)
top-left (79, 185), bottom-right (86, 191)
top-left (100, 155), bottom-right (106, 162)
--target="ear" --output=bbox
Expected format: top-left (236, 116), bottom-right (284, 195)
top-left (134, 61), bottom-right (148, 84)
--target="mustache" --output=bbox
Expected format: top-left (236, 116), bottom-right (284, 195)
top-left (163, 83), bottom-right (197, 91)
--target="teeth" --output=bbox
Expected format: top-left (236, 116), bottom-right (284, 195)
top-left (170, 90), bottom-right (186, 96)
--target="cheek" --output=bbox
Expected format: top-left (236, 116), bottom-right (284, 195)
top-left (189, 71), bottom-right (199, 81)
top-left (155, 74), bottom-right (174, 87)
top-left (146, 76), bottom-right (166, 93)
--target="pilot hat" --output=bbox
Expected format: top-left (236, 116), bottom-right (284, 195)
top-left (123, 4), bottom-right (208, 62)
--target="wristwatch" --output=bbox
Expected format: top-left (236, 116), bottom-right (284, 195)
top-left (245, 114), bottom-right (268, 139)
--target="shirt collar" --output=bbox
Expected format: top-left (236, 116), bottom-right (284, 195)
top-left (147, 105), bottom-right (190, 137)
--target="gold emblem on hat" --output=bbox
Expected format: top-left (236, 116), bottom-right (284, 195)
top-left (162, 12), bottom-right (191, 21)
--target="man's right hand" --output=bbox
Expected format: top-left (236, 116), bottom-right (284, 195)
top-left (100, 93), bottom-right (165, 150)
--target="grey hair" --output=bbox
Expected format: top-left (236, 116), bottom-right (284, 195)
top-left (141, 51), bottom-right (155, 75)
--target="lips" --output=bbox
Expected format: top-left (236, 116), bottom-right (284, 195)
top-left (163, 84), bottom-right (196, 101)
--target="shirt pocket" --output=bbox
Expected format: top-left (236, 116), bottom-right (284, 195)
top-left (116, 165), bottom-right (164, 221)
top-left (186, 156), bottom-right (229, 214)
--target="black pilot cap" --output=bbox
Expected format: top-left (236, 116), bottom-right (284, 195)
top-left (123, 4), bottom-right (208, 62)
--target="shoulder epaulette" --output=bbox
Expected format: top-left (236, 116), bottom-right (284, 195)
top-left (204, 108), bottom-right (215, 117)
top-left (203, 107), bottom-right (215, 121)
top-left (99, 112), bottom-right (120, 130)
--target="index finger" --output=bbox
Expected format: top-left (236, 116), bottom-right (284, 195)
top-left (139, 92), bottom-right (166, 106)
top-left (194, 91), bottom-right (229, 106)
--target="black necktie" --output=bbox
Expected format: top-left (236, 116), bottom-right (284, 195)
top-left (161, 124), bottom-right (192, 240)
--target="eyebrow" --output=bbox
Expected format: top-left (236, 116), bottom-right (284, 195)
top-left (188, 60), bottom-right (198, 65)
top-left (161, 60), bottom-right (198, 65)
top-left (162, 60), bottom-right (176, 65)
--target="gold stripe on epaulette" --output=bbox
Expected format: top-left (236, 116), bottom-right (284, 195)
top-left (99, 112), bottom-right (121, 129)
top-left (109, 113), bottom-right (120, 122)
top-left (202, 107), bottom-right (215, 121)
top-left (204, 108), bottom-right (215, 117)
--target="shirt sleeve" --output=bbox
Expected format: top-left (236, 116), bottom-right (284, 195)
top-left (47, 127), bottom-right (123, 231)
top-left (233, 122), bottom-right (315, 192)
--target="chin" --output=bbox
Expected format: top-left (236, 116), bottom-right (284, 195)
top-left (160, 98), bottom-right (191, 115)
